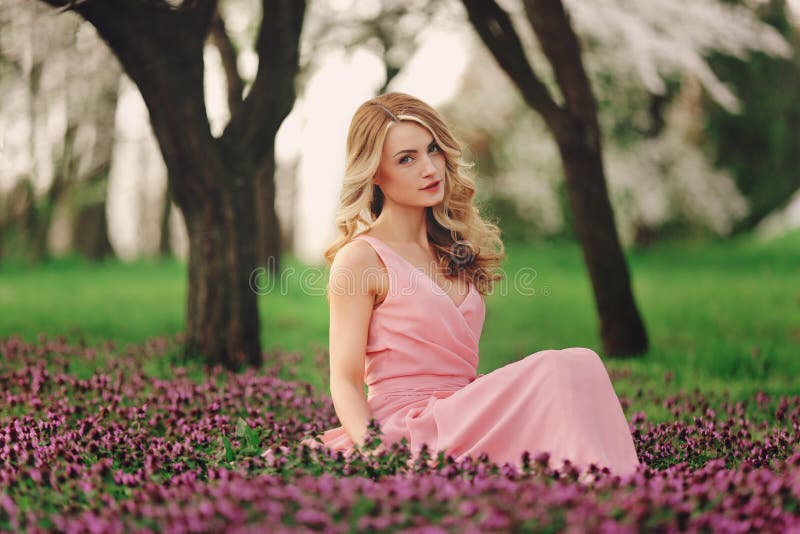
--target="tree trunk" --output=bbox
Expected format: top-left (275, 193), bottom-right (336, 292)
top-left (552, 129), bottom-right (648, 355)
top-left (73, 197), bottom-right (114, 259)
top-left (254, 143), bottom-right (281, 275)
top-left (72, 52), bottom-right (121, 261)
top-left (25, 56), bottom-right (60, 262)
top-left (208, 7), bottom-right (281, 274)
top-left (183, 163), bottom-right (262, 369)
top-left (462, 0), bottom-right (648, 356)
top-left (158, 192), bottom-right (172, 256)
top-left (151, 94), bottom-right (266, 369)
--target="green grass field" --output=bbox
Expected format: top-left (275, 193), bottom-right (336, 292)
top-left (1, 229), bottom-right (798, 404)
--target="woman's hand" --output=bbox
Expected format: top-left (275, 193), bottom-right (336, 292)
top-left (353, 441), bottom-right (386, 456)
top-left (368, 442), bottom-right (388, 456)
top-left (353, 440), bottom-right (387, 458)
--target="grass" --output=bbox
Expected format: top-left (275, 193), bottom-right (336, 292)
top-left (1, 229), bottom-right (798, 400)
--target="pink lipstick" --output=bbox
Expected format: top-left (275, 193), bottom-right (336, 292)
top-left (421, 180), bottom-right (441, 191)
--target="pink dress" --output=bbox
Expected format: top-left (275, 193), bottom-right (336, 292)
top-left (301, 234), bottom-right (641, 476)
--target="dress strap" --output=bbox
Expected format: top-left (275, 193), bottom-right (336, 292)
top-left (353, 234), bottom-right (407, 308)
top-left (352, 234), bottom-right (396, 272)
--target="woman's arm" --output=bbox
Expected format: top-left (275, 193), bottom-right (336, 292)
top-left (326, 240), bottom-right (382, 448)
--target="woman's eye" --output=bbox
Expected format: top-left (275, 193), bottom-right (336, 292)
top-left (399, 144), bottom-right (439, 164)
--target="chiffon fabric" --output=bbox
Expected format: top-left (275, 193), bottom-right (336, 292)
top-left (300, 233), bottom-right (641, 477)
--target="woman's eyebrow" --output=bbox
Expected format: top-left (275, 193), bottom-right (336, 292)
top-left (392, 139), bottom-right (436, 158)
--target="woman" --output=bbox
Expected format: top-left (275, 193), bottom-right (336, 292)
top-left (300, 92), bottom-right (641, 478)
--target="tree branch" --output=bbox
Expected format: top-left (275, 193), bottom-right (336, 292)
top-left (223, 0), bottom-right (306, 164)
top-left (39, 0), bottom-right (217, 56)
top-left (461, 0), bottom-right (567, 131)
top-left (46, 0), bottom-right (208, 12)
top-left (523, 0), bottom-right (600, 139)
top-left (208, 8), bottom-right (244, 117)
top-left (37, 0), bottom-right (219, 206)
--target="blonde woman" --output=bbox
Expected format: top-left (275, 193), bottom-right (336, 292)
top-left (301, 92), bottom-right (640, 478)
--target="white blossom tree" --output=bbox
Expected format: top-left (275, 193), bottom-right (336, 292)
top-left (460, 0), bottom-right (791, 355)
top-left (456, 0), bottom-right (790, 246)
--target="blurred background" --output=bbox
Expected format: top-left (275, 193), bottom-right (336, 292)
top-left (0, 0), bottom-right (798, 394)
top-left (3, 0), bottom-right (799, 262)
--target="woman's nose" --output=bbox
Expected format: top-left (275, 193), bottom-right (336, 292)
top-left (421, 154), bottom-right (436, 176)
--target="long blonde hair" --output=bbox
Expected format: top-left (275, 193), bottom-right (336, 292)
top-left (325, 92), bottom-right (505, 296)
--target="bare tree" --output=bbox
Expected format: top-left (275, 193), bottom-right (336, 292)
top-left (203, 4), bottom-right (282, 273)
top-left (70, 31), bottom-right (121, 260)
top-left (299, 0), bottom-right (455, 94)
top-left (39, 0), bottom-right (306, 369)
top-left (462, 0), bottom-right (648, 356)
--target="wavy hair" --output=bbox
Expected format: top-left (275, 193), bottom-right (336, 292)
top-left (324, 92), bottom-right (505, 296)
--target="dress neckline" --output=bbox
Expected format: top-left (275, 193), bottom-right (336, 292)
top-left (355, 233), bottom-right (476, 311)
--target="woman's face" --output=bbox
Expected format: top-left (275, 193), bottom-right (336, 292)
top-left (373, 120), bottom-right (446, 208)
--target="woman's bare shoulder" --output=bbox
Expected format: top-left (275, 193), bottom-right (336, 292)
top-left (331, 238), bottom-right (383, 273)
top-left (328, 239), bottom-right (387, 301)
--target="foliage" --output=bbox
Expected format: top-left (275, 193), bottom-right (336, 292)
top-left (562, 0), bottom-right (792, 113)
top-left (0, 335), bottom-right (799, 531)
top-left (603, 101), bottom-right (750, 245)
top-left (1, 231), bottom-right (799, 529)
top-left (461, 81), bottom-right (751, 245)
top-left (704, 1), bottom-right (800, 231)
top-left (450, 0), bottom-right (793, 244)
top-left (2, 233), bottom-right (800, 394)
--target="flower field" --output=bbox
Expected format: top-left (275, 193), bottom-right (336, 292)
top-left (1, 335), bottom-right (798, 532)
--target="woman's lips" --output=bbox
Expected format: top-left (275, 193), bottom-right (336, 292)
top-left (421, 180), bottom-right (441, 191)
